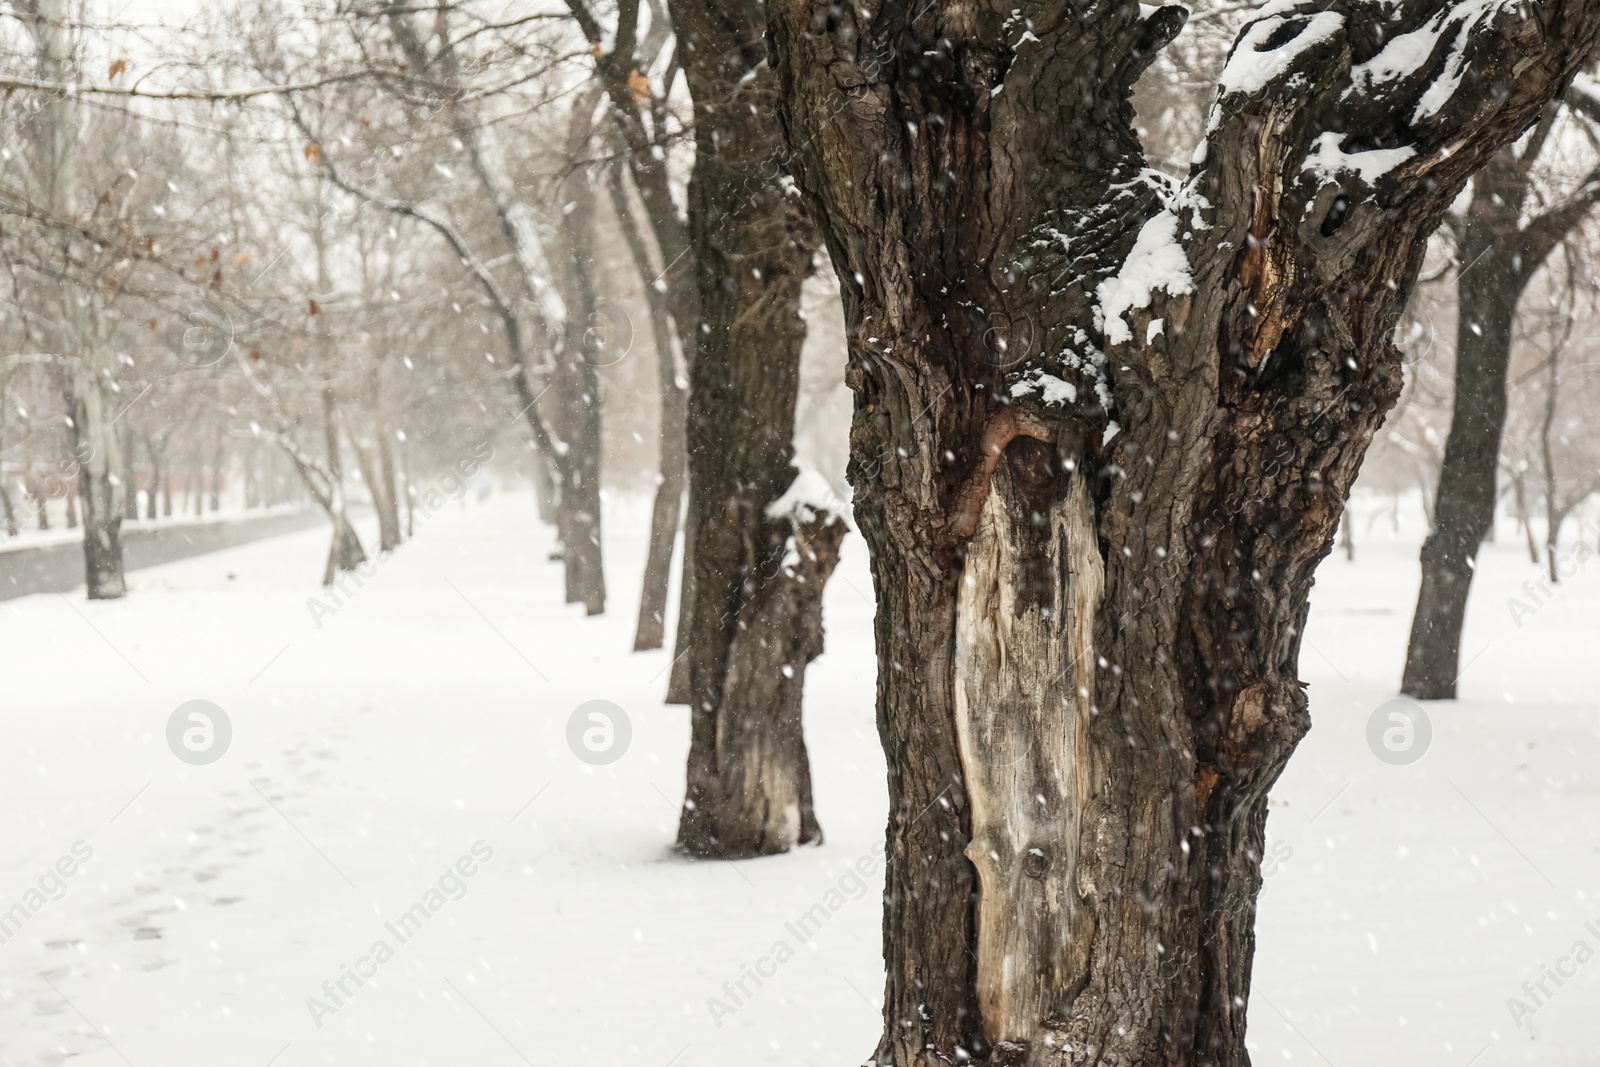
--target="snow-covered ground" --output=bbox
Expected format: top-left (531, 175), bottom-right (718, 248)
top-left (1, 488), bottom-right (1597, 1067)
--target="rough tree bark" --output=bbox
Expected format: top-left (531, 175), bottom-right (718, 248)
top-left (767, 0), bottom-right (1600, 1060)
top-left (1402, 120), bottom-right (1600, 698)
top-left (666, 0), bottom-right (848, 858)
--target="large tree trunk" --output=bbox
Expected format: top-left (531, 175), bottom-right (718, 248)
top-left (668, 0), bottom-right (844, 858)
top-left (767, 0), bottom-right (1598, 1060)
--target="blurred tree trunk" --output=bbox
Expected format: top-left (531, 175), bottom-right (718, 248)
top-left (1511, 468), bottom-right (1541, 564)
top-left (0, 481), bottom-right (15, 538)
top-left (0, 408), bottom-right (16, 537)
top-left (121, 424), bottom-right (140, 521)
top-left (553, 93), bottom-right (608, 616)
top-left (208, 431), bottom-right (225, 512)
top-left (378, 426), bottom-right (401, 542)
top-left (768, 0), bottom-right (1599, 1059)
top-left (319, 388), bottom-right (367, 584)
top-left (665, 0), bottom-right (846, 859)
top-left (153, 434), bottom-right (172, 518)
top-left (26, 469), bottom-right (48, 530)
top-left (1403, 114), bottom-right (1600, 699)
top-left (610, 164), bottom-right (688, 652)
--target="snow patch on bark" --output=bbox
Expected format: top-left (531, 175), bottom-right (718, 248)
top-left (1302, 131), bottom-right (1417, 186)
top-left (1096, 211), bottom-right (1194, 347)
top-left (1008, 372), bottom-right (1078, 406)
top-left (766, 466), bottom-right (848, 525)
top-left (1216, 9), bottom-right (1345, 100)
top-left (1347, 0), bottom-right (1523, 123)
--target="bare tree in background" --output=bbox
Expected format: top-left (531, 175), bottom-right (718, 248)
top-left (17, 0), bottom-right (126, 597)
top-left (1403, 88), bottom-right (1600, 699)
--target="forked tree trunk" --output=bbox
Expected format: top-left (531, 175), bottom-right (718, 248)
top-left (1402, 119), bottom-right (1600, 698)
top-left (354, 435), bottom-right (401, 554)
top-left (767, 0), bottom-right (1599, 1060)
top-left (668, 0), bottom-right (845, 858)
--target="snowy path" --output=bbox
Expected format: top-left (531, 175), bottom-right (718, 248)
top-left (0, 492), bottom-right (1596, 1066)
top-left (0, 509), bottom-right (327, 601)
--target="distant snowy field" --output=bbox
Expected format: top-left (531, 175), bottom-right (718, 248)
top-left (1, 489), bottom-right (1597, 1067)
